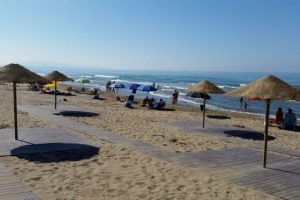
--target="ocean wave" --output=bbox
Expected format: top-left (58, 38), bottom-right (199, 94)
top-left (178, 98), bottom-right (199, 105)
top-left (240, 83), bottom-right (247, 87)
top-left (80, 75), bottom-right (93, 78)
top-left (161, 88), bottom-right (173, 92)
top-left (162, 85), bottom-right (187, 90)
top-left (113, 80), bottom-right (153, 86)
top-left (94, 74), bottom-right (119, 79)
top-left (217, 85), bottom-right (238, 89)
top-left (176, 86), bottom-right (188, 90)
top-left (149, 92), bottom-right (171, 99)
top-left (135, 81), bottom-right (153, 85)
top-left (111, 79), bottom-right (130, 83)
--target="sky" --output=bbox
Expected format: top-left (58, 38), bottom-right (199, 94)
top-left (0, 0), bottom-right (299, 72)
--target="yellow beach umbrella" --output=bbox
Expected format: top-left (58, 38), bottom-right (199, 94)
top-left (44, 81), bottom-right (60, 88)
top-left (187, 80), bottom-right (225, 128)
top-left (0, 63), bottom-right (48, 140)
top-left (225, 75), bottom-right (300, 167)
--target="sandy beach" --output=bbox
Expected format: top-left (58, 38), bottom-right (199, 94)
top-left (0, 84), bottom-right (297, 199)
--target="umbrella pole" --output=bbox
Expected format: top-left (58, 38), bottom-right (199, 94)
top-left (54, 80), bottom-right (57, 109)
top-left (203, 97), bottom-right (206, 128)
top-left (13, 82), bottom-right (18, 140)
top-left (263, 99), bottom-right (271, 168)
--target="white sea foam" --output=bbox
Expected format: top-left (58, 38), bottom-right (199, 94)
top-left (161, 88), bottom-right (173, 92)
top-left (217, 85), bottom-right (238, 89)
top-left (240, 83), bottom-right (247, 87)
top-left (149, 92), bottom-right (171, 99)
top-left (111, 79), bottom-right (130, 83)
top-left (94, 74), bottom-right (119, 79)
top-left (80, 75), bottom-right (93, 78)
top-left (162, 85), bottom-right (187, 90)
top-left (113, 80), bottom-right (153, 86)
top-left (178, 98), bottom-right (199, 105)
top-left (163, 85), bottom-right (172, 89)
top-left (136, 81), bottom-right (153, 85)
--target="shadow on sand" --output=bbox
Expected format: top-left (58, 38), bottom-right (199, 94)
top-left (223, 130), bottom-right (276, 141)
top-left (266, 167), bottom-right (300, 176)
top-left (154, 108), bottom-right (176, 112)
top-left (54, 111), bottom-right (99, 117)
top-left (207, 115), bottom-right (231, 120)
top-left (11, 143), bottom-right (99, 163)
top-left (280, 125), bottom-right (300, 132)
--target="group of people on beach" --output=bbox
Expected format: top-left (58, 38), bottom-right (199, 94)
top-left (273, 107), bottom-right (297, 130)
top-left (106, 80), bottom-right (115, 92)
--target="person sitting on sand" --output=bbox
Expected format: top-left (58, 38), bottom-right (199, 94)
top-left (116, 96), bottom-right (122, 102)
top-left (147, 98), bottom-right (156, 108)
top-left (284, 108), bottom-right (297, 130)
top-left (28, 83), bottom-right (38, 91)
top-left (41, 89), bottom-right (55, 94)
top-left (125, 95), bottom-right (134, 108)
top-left (275, 107), bottom-right (284, 125)
top-left (93, 94), bottom-right (100, 99)
top-left (148, 99), bottom-right (166, 110)
top-left (142, 96), bottom-right (149, 107)
top-left (155, 99), bottom-right (166, 109)
top-left (90, 88), bottom-right (98, 95)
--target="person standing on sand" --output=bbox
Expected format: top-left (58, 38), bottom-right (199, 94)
top-left (244, 101), bottom-right (247, 110)
top-left (240, 97), bottom-right (243, 109)
top-left (172, 90), bottom-right (179, 105)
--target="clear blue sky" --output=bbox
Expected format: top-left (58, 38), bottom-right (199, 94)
top-left (0, 0), bottom-right (299, 72)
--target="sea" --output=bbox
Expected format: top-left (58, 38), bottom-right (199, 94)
top-left (31, 66), bottom-right (300, 117)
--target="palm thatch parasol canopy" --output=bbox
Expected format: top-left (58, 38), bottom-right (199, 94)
top-left (0, 63), bottom-right (49, 140)
top-left (186, 80), bottom-right (225, 128)
top-left (44, 71), bottom-right (73, 109)
top-left (44, 71), bottom-right (73, 82)
top-left (187, 80), bottom-right (225, 94)
top-left (225, 75), bottom-right (300, 100)
top-left (225, 75), bottom-right (300, 168)
top-left (0, 63), bottom-right (48, 84)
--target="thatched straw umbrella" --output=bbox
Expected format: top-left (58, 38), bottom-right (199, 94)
top-left (45, 71), bottom-right (73, 109)
top-left (187, 80), bottom-right (225, 128)
top-left (0, 63), bottom-right (49, 140)
top-left (225, 75), bottom-right (300, 168)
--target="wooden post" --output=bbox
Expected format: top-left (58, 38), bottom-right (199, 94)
top-left (263, 99), bottom-right (271, 168)
top-left (203, 96), bottom-right (206, 128)
top-left (13, 82), bottom-right (18, 140)
top-left (54, 80), bottom-right (57, 109)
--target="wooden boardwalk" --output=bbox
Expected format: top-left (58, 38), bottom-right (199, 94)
top-left (0, 127), bottom-right (100, 200)
top-left (20, 105), bottom-right (300, 200)
top-left (166, 120), bottom-right (300, 157)
top-left (0, 163), bottom-right (40, 200)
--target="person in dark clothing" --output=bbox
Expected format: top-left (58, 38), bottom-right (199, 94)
top-left (240, 97), bottom-right (243, 108)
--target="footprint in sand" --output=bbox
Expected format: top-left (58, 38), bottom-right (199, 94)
top-left (176, 185), bottom-right (185, 191)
